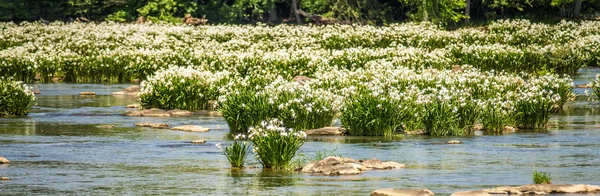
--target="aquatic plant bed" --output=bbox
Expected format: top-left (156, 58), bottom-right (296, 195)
top-left (1, 20), bottom-right (599, 83)
top-left (1, 83), bottom-right (600, 195)
top-left (140, 64), bottom-right (574, 136)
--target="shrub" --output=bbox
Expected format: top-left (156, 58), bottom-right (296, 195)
top-left (533, 171), bottom-right (552, 184)
top-left (249, 119), bottom-right (306, 170)
top-left (0, 78), bottom-right (35, 116)
top-left (224, 136), bottom-right (252, 168)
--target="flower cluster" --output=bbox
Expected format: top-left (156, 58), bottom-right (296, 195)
top-left (0, 77), bottom-right (36, 116)
top-left (1, 20), bottom-right (599, 83)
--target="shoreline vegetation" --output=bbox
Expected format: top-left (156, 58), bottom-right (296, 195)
top-left (1, 20), bottom-right (599, 84)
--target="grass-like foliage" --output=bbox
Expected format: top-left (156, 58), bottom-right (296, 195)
top-left (0, 78), bottom-right (35, 116)
top-left (248, 119), bottom-right (306, 170)
top-left (139, 67), bottom-right (230, 111)
top-left (590, 74), bottom-right (600, 101)
top-left (224, 137), bottom-right (252, 168)
top-left (340, 93), bottom-right (407, 136)
top-left (533, 171), bottom-right (552, 184)
top-left (220, 89), bottom-right (276, 132)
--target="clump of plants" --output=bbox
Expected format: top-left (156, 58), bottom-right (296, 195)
top-left (0, 77), bottom-right (35, 116)
top-left (139, 66), bottom-right (231, 111)
top-left (219, 78), bottom-right (338, 132)
top-left (247, 119), bottom-right (307, 170)
top-left (590, 74), bottom-right (600, 101)
top-left (223, 134), bottom-right (252, 168)
top-left (219, 89), bottom-right (277, 132)
top-left (340, 93), bottom-right (409, 136)
top-left (533, 170), bottom-right (552, 184)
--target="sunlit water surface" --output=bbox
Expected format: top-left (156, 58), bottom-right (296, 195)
top-left (1, 72), bottom-right (600, 195)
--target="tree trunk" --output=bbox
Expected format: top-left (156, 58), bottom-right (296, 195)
top-left (465, 0), bottom-right (470, 24)
top-left (292, 0), bottom-right (301, 23)
top-left (269, 2), bottom-right (278, 23)
top-left (573, 0), bottom-right (582, 18)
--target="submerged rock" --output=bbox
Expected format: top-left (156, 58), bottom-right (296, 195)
top-left (124, 108), bottom-right (171, 117)
top-left (125, 104), bottom-right (140, 108)
top-left (360, 158), bottom-right (405, 170)
top-left (0, 156), bottom-right (9, 164)
top-left (305, 127), bottom-right (347, 136)
top-left (191, 139), bottom-right (206, 144)
top-left (371, 188), bottom-right (435, 196)
top-left (96, 125), bottom-right (116, 129)
top-left (170, 109), bottom-right (192, 116)
top-left (300, 156), bottom-right (403, 176)
top-left (503, 126), bottom-right (518, 132)
top-left (193, 110), bottom-right (223, 117)
top-left (171, 125), bottom-right (210, 132)
top-left (404, 129), bottom-right (426, 135)
top-left (124, 108), bottom-right (197, 117)
top-left (447, 140), bottom-right (461, 144)
top-left (135, 123), bottom-right (169, 129)
top-left (79, 91), bottom-right (96, 96)
top-left (112, 85), bottom-right (140, 96)
top-left (484, 184), bottom-right (600, 195)
top-left (450, 190), bottom-right (491, 196)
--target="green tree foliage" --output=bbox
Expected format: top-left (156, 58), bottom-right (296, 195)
top-left (0, 0), bottom-right (598, 24)
top-left (401, 0), bottom-right (466, 24)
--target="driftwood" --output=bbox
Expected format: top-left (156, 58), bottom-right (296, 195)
top-left (135, 16), bottom-right (147, 24)
top-left (183, 14), bottom-right (208, 26)
top-left (297, 10), bottom-right (353, 25)
top-left (75, 17), bottom-right (89, 23)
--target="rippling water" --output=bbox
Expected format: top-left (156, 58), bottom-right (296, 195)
top-left (1, 78), bottom-right (600, 195)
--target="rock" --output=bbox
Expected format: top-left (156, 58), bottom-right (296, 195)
top-left (112, 85), bottom-right (140, 96)
top-left (124, 85), bottom-right (141, 92)
top-left (135, 123), bottom-right (169, 129)
top-left (450, 190), bottom-right (491, 196)
top-left (301, 156), bottom-right (364, 175)
top-left (405, 129), bottom-right (425, 135)
top-left (124, 108), bottom-right (171, 117)
top-left (79, 91), bottom-right (96, 96)
top-left (96, 125), bottom-right (116, 129)
top-left (484, 184), bottom-right (600, 194)
top-left (171, 125), bottom-right (210, 132)
top-left (169, 109), bottom-right (193, 116)
top-left (305, 127), bottom-right (348, 136)
top-left (371, 188), bottom-right (435, 196)
top-left (473, 124), bottom-right (484, 131)
top-left (0, 176), bottom-right (9, 180)
top-left (194, 110), bottom-right (223, 117)
top-left (503, 126), bottom-right (517, 132)
top-left (360, 158), bottom-right (404, 170)
top-left (292, 75), bottom-right (312, 83)
top-left (576, 83), bottom-right (590, 88)
top-left (300, 156), bottom-right (404, 176)
top-left (33, 89), bottom-right (41, 94)
top-left (0, 156), bottom-right (9, 164)
top-left (125, 104), bottom-right (140, 108)
top-left (447, 140), bottom-right (461, 144)
top-left (191, 140), bottom-right (206, 144)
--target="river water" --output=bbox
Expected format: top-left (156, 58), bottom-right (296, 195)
top-left (1, 71), bottom-right (600, 195)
